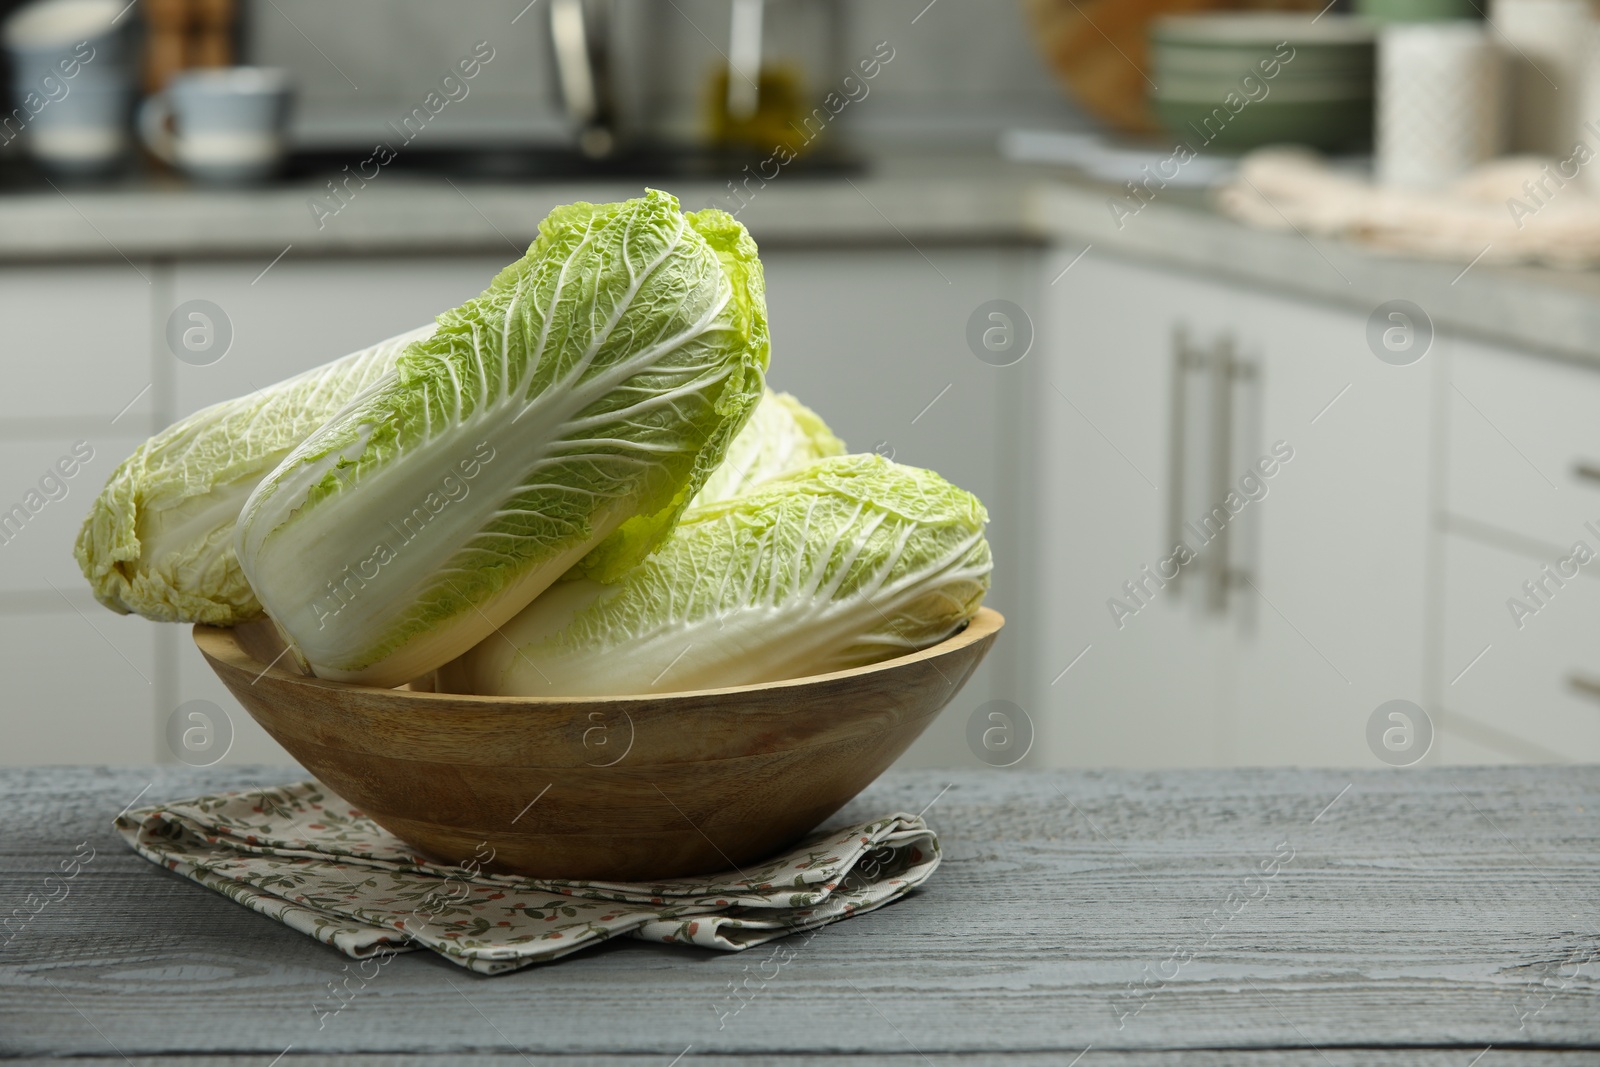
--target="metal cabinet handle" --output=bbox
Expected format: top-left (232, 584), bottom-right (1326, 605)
top-left (1227, 345), bottom-right (1261, 616)
top-left (1572, 461), bottom-right (1600, 485)
top-left (1167, 327), bottom-right (1196, 593)
top-left (1168, 326), bottom-right (1260, 616)
top-left (1204, 334), bottom-right (1236, 614)
top-left (1568, 673), bottom-right (1600, 702)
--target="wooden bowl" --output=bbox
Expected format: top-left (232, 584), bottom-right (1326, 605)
top-left (193, 608), bottom-right (1003, 881)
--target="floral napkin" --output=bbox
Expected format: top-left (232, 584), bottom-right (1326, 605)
top-left (115, 781), bottom-right (940, 975)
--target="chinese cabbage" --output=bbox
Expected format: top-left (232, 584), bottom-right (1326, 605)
top-left (235, 191), bottom-right (769, 687)
top-left (689, 388), bottom-right (845, 507)
top-left (73, 325), bottom-right (434, 624)
top-left (436, 454), bottom-right (991, 697)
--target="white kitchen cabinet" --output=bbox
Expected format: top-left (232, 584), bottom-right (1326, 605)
top-left (760, 246), bottom-right (1036, 768)
top-left (2, 255), bottom-right (515, 768)
top-left (1429, 337), bottom-right (1600, 764)
top-left (1224, 286), bottom-right (1432, 765)
top-left (1037, 250), bottom-right (1241, 767)
top-left (170, 255), bottom-right (514, 415)
top-left (158, 254), bottom-right (537, 768)
top-left (22, 238), bottom-right (1594, 772)
top-left (0, 264), bottom-right (155, 426)
top-left (1445, 339), bottom-right (1600, 552)
top-left (0, 262), bottom-right (160, 766)
top-left (1037, 250), bottom-right (1432, 767)
top-left (1434, 532), bottom-right (1600, 762)
top-left (0, 432), bottom-right (150, 597)
top-left (0, 610), bottom-right (156, 764)
top-left (173, 627), bottom-right (296, 767)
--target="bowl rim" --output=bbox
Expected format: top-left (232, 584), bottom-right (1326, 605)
top-left (1151, 13), bottom-right (1377, 46)
top-left (194, 606), bottom-right (1005, 705)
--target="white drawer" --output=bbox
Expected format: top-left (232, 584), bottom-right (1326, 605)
top-left (1436, 532), bottom-right (1600, 762)
top-left (0, 264), bottom-right (154, 423)
top-left (1447, 339), bottom-right (1600, 550)
top-left (0, 432), bottom-right (149, 596)
top-left (0, 610), bottom-right (156, 764)
top-left (171, 257), bottom-right (512, 417)
top-left (176, 630), bottom-right (300, 767)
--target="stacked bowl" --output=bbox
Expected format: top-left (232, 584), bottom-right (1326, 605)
top-left (1149, 13), bottom-right (1377, 153)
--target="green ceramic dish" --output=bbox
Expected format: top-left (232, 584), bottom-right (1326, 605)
top-left (1356, 0), bottom-right (1480, 22)
top-left (1149, 14), bottom-right (1375, 153)
top-left (1153, 97), bottom-right (1372, 153)
top-left (1150, 13), bottom-right (1377, 46)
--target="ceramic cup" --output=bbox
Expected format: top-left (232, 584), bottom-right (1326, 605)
top-left (138, 67), bottom-right (293, 184)
top-left (3, 0), bottom-right (133, 176)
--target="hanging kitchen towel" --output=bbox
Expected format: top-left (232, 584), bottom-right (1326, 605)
top-left (115, 781), bottom-right (940, 976)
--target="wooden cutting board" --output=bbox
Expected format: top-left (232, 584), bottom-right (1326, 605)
top-left (1023, 0), bottom-right (1325, 133)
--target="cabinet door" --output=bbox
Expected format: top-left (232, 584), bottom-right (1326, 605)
top-left (169, 255), bottom-right (515, 415)
top-left (1446, 338), bottom-right (1600, 550)
top-left (0, 264), bottom-right (155, 426)
top-left (1037, 252), bottom-right (1433, 767)
top-left (759, 246), bottom-right (1032, 769)
top-left (0, 612), bottom-right (157, 765)
top-left (1435, 532), bottom-right (1600, 763)
top-left (0, 264), bottom-right (159, 765)
top-left (1224, 288), bottom-right (1432, 766)
top-left (1434, 337), bottom-right (1600, 763)
top-left (1037, 250), bottom-right (1241, 768)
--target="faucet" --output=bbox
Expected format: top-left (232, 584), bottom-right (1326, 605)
top-left (549, 0), bottom-right (616, 159)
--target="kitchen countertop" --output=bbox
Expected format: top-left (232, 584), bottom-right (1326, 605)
top-left (2, 765), bottom-right (1597, 1064)
top-left (6, 152), bottom-right (1600, 365)
top-left (0, 157), bottom-right (1039, 259)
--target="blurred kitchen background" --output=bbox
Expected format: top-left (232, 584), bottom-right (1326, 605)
top-left (2, 0), bottom-right (1598, 771)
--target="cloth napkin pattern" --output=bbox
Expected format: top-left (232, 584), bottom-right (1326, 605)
top-left (115, 781), bottom-right (939, 975)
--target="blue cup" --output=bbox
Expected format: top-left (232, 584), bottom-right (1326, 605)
top-left (3, 0), bottom-right (133, 175)
top-left (139, 68), bottom-right (294, 184)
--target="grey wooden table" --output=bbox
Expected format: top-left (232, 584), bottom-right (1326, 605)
top-left (1, 766), bottom-right (1597, 1066)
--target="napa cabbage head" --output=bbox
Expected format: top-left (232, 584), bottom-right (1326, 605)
top-left (435, 454), bottom-right (991, 697)
top-left (73, 325), bottom-right (433, 625)
top-left (236, 190), bottom-right (769, 687)
top-left (688, 388), bottom-right (845, 508)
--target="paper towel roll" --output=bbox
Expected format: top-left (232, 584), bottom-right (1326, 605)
top-left (1491, 0), bottom-right (1590, 155)
top-left (1378, 22), bottom-right (1504, 189)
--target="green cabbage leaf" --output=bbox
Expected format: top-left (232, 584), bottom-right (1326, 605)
top-left (73, 325), bottom-right (433, 625)
top-left (435, 454), bottom-right (990, 697)
top-left (689, 388), bottom-right (845, 508)
top-left (236, 190), bottom-right (769, 686)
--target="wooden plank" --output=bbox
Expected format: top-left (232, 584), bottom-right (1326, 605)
top-left (3, 1055), bottom-right (1596, 1067)
top-left (1, 766), bottom-right (1598, 1061)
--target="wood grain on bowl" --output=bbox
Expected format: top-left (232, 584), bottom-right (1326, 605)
top-left (193, 608), bottom-right (1003, 881)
